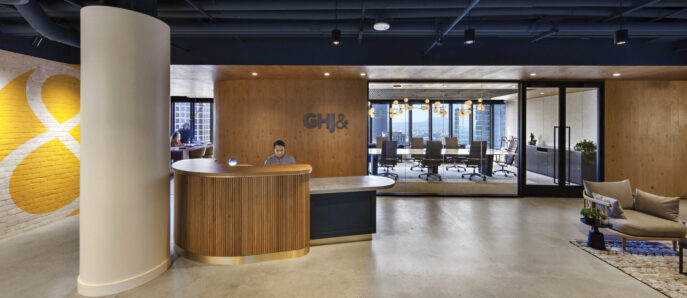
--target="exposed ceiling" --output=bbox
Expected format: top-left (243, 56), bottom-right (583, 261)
top-left (1, 1), bottom-right (687, 64)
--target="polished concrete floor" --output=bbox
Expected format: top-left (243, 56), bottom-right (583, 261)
top-left (3, 196), bottom-right (682, 298)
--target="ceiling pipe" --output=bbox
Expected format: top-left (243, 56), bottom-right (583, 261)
top-left (183, 0), bottom-right (216, 22)
top-left (604, 0), bottom-right (662, 22)
top-left (425, 0), bottom-right (480, 54)
top-left (142, 0), bottom-right (687, 11)
top-left (10, 0), bottom-right (79, 47)
top-left (0, 0), bottom-right (27, 4)
top-left (650, 7), bottom-right (687, 22)
top-left (28, 7), bottom-right (687, 20)
top-left (531, 26), bottom-right (558, 43)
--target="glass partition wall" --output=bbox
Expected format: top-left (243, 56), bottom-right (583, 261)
top-left (521, 85), bottom-right (602, 196)
top-left (367, 82), bottom-right (520, 195)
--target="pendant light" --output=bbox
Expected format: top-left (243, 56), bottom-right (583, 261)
top-left (464, 28), bottom-right (475, 45)
top-left (614, 0), bottom-right (628, 45)
top-left (331, 0), bottom-right (340, 45)
top-left (332, 29), bottom-right (341, 45)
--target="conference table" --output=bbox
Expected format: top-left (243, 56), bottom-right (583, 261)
top-left (367, 148), bottom-right (516, 176)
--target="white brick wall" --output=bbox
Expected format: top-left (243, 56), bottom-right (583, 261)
top-left (0, 49), bottom-right (80, 240)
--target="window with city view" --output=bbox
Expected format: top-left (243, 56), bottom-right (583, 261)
top-left (391, 108), bottom-right (409, 146)
top-left (369, 101), bottom-right (506, 148)
top-left (411, 104), bottom-right (429, 141)
top-left (432, 103), bottom-right (449, 144)
top-left (171, 98), bottom-right (213, 144)
top-left (370, 103), bottom-right (389, 144)
top-left (452, 104), bottom-right (469, 147)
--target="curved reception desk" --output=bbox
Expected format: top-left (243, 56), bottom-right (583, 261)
top-left (172, 159), bottom-right (312, 264)
top-left (172, 159), bottom-right (395, 265)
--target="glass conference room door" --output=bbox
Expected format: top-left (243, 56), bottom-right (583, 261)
top-left (520, 83), bottom-right (602, 197)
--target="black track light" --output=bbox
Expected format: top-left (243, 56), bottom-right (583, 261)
top-left (614, 29), bottom-right (628, 45)
top-left (464, 28), bottom-right (475, 45)
top-left (332, 29), bottom-right (341, 45)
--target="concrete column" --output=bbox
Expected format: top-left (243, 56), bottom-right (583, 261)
top-left (79, 6), bottom-right (170, 297)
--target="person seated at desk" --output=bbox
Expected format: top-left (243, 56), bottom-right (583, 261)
top-left (264, 140), bottom-right (296, 165)
top-left (178, 122), bottom-right (193, 144)
top-left (170, 132), bottom-right (183, 147)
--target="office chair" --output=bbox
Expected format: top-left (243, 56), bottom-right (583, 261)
top-left (444, 137), bottom-right (466, 172)
top-left (462, 141), bottom-right (488, 181)
top-left (378, 141), bottom-right (399, 180)
top-left (203, 145), bottom-right (214, 158)
top-left (419, 141), bottom-right (443, 181)
top-left (188, 147), bottom-right (206, 159)
top-left (409, 137), bottom-right (425, 171)
top-left (493, 138), bottom-right (518, 177)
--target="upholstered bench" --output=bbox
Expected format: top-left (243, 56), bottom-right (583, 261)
top-left (582, 179), bottom-right (686, 251)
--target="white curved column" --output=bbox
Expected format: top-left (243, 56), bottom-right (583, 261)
top-left (79, 6), bottom-right (170, 297)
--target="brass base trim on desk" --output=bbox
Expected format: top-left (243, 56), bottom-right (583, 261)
top-left (310, 234), bottom-right (372, 246)
top-left (175, 245), bottom-right (309, 265)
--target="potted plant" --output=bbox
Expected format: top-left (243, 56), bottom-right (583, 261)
top-left (580, 207), bottom-right (600, 224)
top-left (599, 210), bottom-right (609, 225)
top-left (574, 139), bottom-right (598, 182)
top-left (528, 133), bottom-right (537, 146)
top-left (574, 139), bottom-right (596, 154)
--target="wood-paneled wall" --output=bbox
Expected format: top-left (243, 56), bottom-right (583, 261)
top-left (214, 79), bottom-right (367, 178)
top-left (605, 80), bottom-right (687, 198)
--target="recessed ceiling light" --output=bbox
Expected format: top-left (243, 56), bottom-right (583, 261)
top-left (530, 73), bottom-right (537, 77)
top-left (442, 84), bottom-right (447, 88)
top-left (612, 72), bottom-right (621, 77)
top-left (251, 72), bottom-right (258, 76)
top-left (540, 92), bottom-right (545, 95)
top-left (360, 73), bottom-right (367, 77)
top-left (324, 72), bottom-right (330, 77)
top-left (373, 20), bottom-right (390, 31)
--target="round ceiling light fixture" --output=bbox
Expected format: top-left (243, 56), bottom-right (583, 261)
top-left (612, 72), bottom-right (621, 77)
top-left (374, 20), bottom-right (390, 31)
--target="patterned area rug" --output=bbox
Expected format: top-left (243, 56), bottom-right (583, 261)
top-left (571, 240), bottom-right (687, 297)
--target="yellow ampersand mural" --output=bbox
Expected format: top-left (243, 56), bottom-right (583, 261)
top-left (0, 66), bottom-right (80, 217)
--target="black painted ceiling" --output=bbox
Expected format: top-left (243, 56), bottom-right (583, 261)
top-left (1, 0), bottom-right (686, 65)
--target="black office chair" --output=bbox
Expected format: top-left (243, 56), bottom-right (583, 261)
top-left (378, 141), bottom-right (399, 180)
top-left (444, 137), bottom-right (466, 172)
top-left (409, 137), bottom-right (425, 171)
top-left (493, 138), bottom-right (518, 177)
top-left (419, 141), bottom-right (443, 181)
top-left (462, 141), bottom-right (488, 181)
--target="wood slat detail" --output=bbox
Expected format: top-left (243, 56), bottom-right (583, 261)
top-left (174, 172), bottom-right (310, 257)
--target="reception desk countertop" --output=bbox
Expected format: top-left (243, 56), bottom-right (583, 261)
top-left (310, 176), bottom-right (395, 194)
top-left (172, 159), bottom-right (311, 176)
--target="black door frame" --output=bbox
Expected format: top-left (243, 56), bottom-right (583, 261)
top-left (518, 81), bottom-right (605, 197)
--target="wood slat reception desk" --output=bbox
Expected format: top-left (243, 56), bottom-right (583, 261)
top-left (172, 159), bottom-right (312, 264)
top-left (172, 159), bottom-right (395, 265)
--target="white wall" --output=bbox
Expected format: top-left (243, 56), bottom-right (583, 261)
top-left (79, 6), bottom-right (171, 297)
top-left (505, 100), bottom-right (518, 140)
top-left (525, 90), bottom-right (597, 147)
